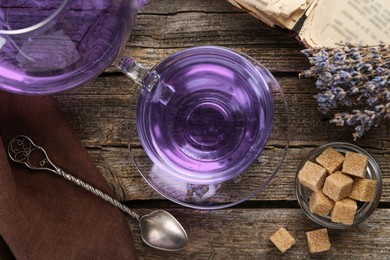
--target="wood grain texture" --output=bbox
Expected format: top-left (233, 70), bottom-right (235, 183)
top-left (53, 0), bottom-right (390, 258)
top-left (126, 208), bottom-right (390, 259)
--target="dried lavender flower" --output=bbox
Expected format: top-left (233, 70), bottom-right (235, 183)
top-left (300, 42), bottom-right (390, 139)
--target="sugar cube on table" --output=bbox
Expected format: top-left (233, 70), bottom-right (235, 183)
top-left (322, 172), bottom-right (353, 201)
top-left (309, 191), bottom-right (334, 216)
top-left (342, 151), bottom-right (368, 178)
top-left (306, 228), bottom-right (331, 254)
top-left (331, 198), bottom-right (357, 225)
top-left (270, 227), bottom-right (296, 253)
top-left (298, 161), bottom-right (328, 192)
top-left (349, 178), bottom-right (377, 202)
top-left (316, 147), bottom-right (345, 173)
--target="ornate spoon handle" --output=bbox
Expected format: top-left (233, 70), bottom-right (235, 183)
top-left (8, 135), bottom-right (140, 220)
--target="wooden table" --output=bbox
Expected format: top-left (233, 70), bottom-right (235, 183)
top-left (55, 0), bottom-right (390, 258)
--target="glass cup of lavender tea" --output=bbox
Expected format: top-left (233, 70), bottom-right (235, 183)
top-left (118, 46), bottom-right (290, 209)
top-left (0, 0), bottom-right (147, 94)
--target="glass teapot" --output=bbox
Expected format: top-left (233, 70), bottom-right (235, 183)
top-left (0, 0), bottom-right (147, 94)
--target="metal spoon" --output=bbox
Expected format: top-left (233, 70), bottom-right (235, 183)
top-left (7, 135), bottom-right (188, 252)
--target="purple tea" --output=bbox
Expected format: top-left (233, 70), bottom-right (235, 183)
top-left (135, 47), bottom-right (275, 184)
top-left (0, 0), bottom-right (143, 94)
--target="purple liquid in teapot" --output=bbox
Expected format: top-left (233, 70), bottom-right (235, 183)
top-left (0, 0), bottom-right (138, 94)
top-left (137, 47), bottom-right (274, 184)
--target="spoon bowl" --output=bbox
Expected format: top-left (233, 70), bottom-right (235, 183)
top-left (140, 210), bottom-right (188, 251)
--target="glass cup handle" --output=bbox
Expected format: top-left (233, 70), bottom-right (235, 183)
top-left (117, 57), bottom-right (149, 86)
top-left (117, 56), bottom-right (176, 105)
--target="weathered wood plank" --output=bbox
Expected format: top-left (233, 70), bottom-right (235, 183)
top-left (139, 0), bottom-right (242, 14)
top-left (104, 0), bottom-right (309, 73)
top-left (127, 13), bottom-right (297, 48)
top-left (116, 47), bottom-right (309, 74)
top-left (86, 145), bottom-right (390, 202)
top-left (126, 208), bottom-right (390, 259)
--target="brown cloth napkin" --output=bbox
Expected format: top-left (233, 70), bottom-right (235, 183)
top-left (0, 91), bottom-right (138, 259)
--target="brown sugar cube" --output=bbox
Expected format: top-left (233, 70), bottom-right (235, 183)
top-left (270, 227), bottom-right (296, 253)
top-left (349, 178), bottom-right (377, 202)
top-left (309, 191), bottom-right (335, 216)
top-left (322, 172), bottom-right (353, 201)
top-left (305, 228), bottom-right (331, 253)
top-left (315, 147), bottom-right (345, 173)
top-left (331, 198), bottom-right (357, 225)
top-left (342, 151), bottom-right (368, 178)
top-left (298, 161), bottom-right (328, 192)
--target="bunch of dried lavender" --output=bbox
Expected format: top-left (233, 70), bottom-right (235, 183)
top-left (300, 42), bottom-right (390, 139)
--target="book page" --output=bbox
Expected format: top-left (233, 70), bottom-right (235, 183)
top-left (261, 0), bottom-right (313, 29)
top-left (227, 0), bottom-right (313, 29)
top-left (227, 0), bottom-right (278, 27)
top-left (263, 0), bottom-right (308, 18)
top-left (299, 0), bottom-right (390, 47)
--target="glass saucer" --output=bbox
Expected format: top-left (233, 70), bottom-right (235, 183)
top-left (125, 47), bottom-right (290, 209)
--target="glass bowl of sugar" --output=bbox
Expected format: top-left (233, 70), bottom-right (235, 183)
top-left (295, 142), bottom-right (382, 229)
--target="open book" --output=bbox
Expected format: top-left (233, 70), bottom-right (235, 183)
top-left (227, 0), bottom-right (390, 47)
